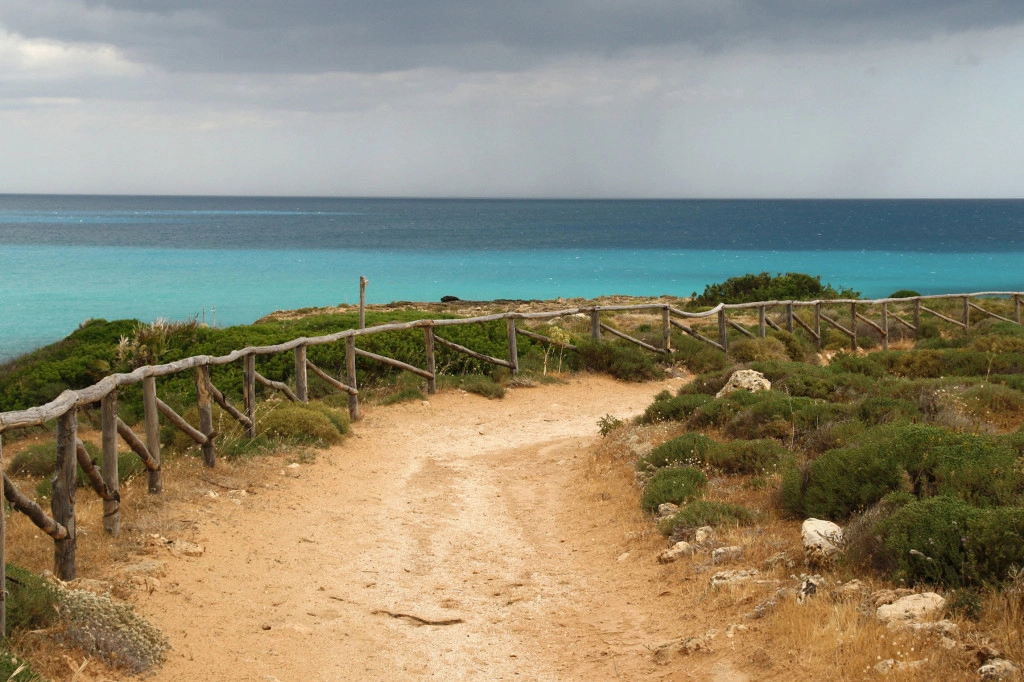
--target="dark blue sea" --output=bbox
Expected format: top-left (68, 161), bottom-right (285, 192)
top-left (2, 195), bottom-right (1022, 361)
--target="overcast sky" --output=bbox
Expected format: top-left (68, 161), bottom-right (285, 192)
top-left (1, 1), bottom-right (1023, 198)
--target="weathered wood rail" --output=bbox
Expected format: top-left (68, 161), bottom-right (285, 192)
top-left (0, 290), bottom-right (1020, 633)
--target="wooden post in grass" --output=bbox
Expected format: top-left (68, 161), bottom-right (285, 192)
top-left (424, 326), bottom-right (437, 394)
top-left (661, 307), bottom-right (671, 351)
top-left (101, 391), bottom-right (120, 536)
top-left (850, 303), bottom-right (858, 352)
top-left (243, 354), bottom-right (256, 438)
top-left (346, 336), bottom-right (360, 421)
top-left (813, 303), bottom-right (822, 350)
top-left (717, 309), bottom-right (728, 353)
top-left (963, 296), bottom-right (971, 329)
top-left (785, 304), bottom-right (794, 333)
top-left (590, 310), bottom-right (601, 342)
top-left (359, 276), bottom-right (368, 329)
top-left (1015, 295), bottom-right (1022, 325)
top-left (0, 436), bottom-right (5, 636)
top-left (196, 366), bottom-right (215, 467)
top-left (294, 345), bottom-right (308, 403)
top-left (881, 302), bottom-right (889, 351)
top-left (142, 375), bottom-right (162, 494)
top-left (913, 298), bottom-right (921, 337)
top-left (506, 318), bottom-right (519, 374)
top-left (54, 409), bottom-right (77, 580)
top-left (758, 306), bottom-right (766, 339)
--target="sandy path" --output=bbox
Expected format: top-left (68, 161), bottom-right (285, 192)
top-left (128, 374), bottom-right (746, 681)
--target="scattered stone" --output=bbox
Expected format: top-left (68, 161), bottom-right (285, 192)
top-left (658, 541), bottom-right (695, 564)
top-left (616, 552), bottom-right (631, 562)
top-left (763, 552), bottom-right (795, 570)
top-left (965, 644), bottom-right (1004, 665)
top-left (421, 400), bottom-right (430, 407)
top-left (876, 592), bottom-right (946, 624)
top-left (710, 569), bottom-right (758, 589)
top-left (801, 518), bottom-right (843, 568)
top-left (908, 619), bottom-right (960, 638)
top-left (797, 575), bottom-right (825, 603)
top-left (694, 526), bottom-right (715, 545)
top-left (118, 560), bottom-right (167, 577)
top-left (657, 503), bottom-right (679, 519)
top-left (66, 578), bottom-right (112, 595)
top-left (725, 624), bottom-right (748, 638)
top-left (712, 546), bottom-right (744, 565)
top-left (875, 659), bottom-right (927, 674)
top-left (870, 588), bottom-right (914, 607)
top-left (679, 633), bottom-right (715, 655)
top-left (834, 579), bottom-right (868, 601)
top-left (715, 369), bottom-right (771, 398)
top-left (979, 659), bottom-right (1020, 681)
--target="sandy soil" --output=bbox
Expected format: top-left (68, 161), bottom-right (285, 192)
top-left (115, 374), bottom-right (750, 681)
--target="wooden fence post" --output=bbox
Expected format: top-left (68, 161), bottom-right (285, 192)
top-left (590, 310), bottom-right (601, 342)
top-left (424, 326), bottom-right (437, 395)
top-left (196, 366), bottom-right (215, 467)
top-left (758, 306), bottom-right (766, 338)
top-left (850, 303), bottom-right (858, 352)
top-left (718, 309), bottom-right (728, 352)
top-left (913, 298), bottom-right (921, 337)
top-left (0, 436), bottom-right (5, 636)
top-left (963, 296), bottom-right (970, 329)
top-left (346, 336), bottom-right (360, 421)
top-left (506, 318), bottom-right (519, 374)
top-left (785, 304), bottom-right (794, 333)
top-left (54, 409), bottom-right (77, 580)
top-left (661, 307), bottom-right (671, 351)
top-left (243, 354), bottom-right (256, 438)
top-left (294, 345), bottom-right (308, 403)
top-left (881, 302), bottom-right (889, 351)
top-left (813, 303), bottom-right (821, 350)
top-left (1015, 295), bottom-right (1022, 325)
top-left (101, 391), bottom-right (120, 536)
top-left (142, 376), bottom-right (162, 494)
top-left (359, 276), bottom-right (368, 330)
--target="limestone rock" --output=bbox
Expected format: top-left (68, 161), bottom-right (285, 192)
top-left (908, 619), bottom-right (960, 638)
top-left (801, 518), bottom-right (843, 568)
top-left (711, 569), bottom-right (758, 589)
top-left (876, 592), bottom-right (946, 624)
top-left (871, 588), bottom-right (914, 607)
top-left (694, 526), bottom-right (715, 545)
top-left (712, 546), bottom-right (744, 565)
top-left (834, 579), bottom-right (868, 601)
top-left (658, 541), bottom-right (695, 564)
top-left (763, 552), bottom-right (795, 570)
top-left (979, 659), bottom-right (1020, 680)
top-left (657, 503), bottom-right (679, 519)
top-left (797, 575), bottom-right (825, 603)
top-left (716, 369), bottom-right (771, 398)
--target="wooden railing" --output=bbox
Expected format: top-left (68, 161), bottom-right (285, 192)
top-left (0, 290), bottom-right (1020, 632)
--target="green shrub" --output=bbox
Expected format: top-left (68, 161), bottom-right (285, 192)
top-left (875, 497), bottom-right (1024, 586)
top-left (637, 433), bottom-right (716, 472)
top-left (380, 385), bottom-right (427, 405)
top-left (5, 563), bottom-right (59, 636)
top-left (258, 402), bottom-right (347, 446)
top-left (962, 384), bottom-right (1024, 420)
top-left (890, 289), bottom-right (921, 298)
top-left (704, 439), bottom-right (794, 475)
top-left (0, 648), bottom-right (41, 682)
top-left (830, 354), bottom-right (886, 378)
top-left (856, 396), bottom-right (920, 425)
top-left (659, 500), bottom-right (756, 534)
top-left (779, 445), bottom-right (907, 520)
top-left (639, 392), bottom-right (711, 424)
top-left (729, 337), bottom-right (790, 363)
top-left (641, 467), bottom-right (707, 512)
top-left (576, 341), bottom-right (661, 382)
top-left (691, 272), bottom-right (858, 306)
top-left (460, 374), bottom-right (506, 399)
top-left (769, 330), bottom-right (808, 362)
top-left (890, 350), bottom-right (945, 379)
top-left (724, 392), bottom-right (814, 441)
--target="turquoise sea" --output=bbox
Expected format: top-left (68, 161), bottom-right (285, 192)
top-left (1, 196), bottom-right (1022, 361)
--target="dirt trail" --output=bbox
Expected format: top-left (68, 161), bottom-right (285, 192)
top-left (131, 375), bottom-right (747, 681)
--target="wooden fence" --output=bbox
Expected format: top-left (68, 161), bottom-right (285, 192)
top-left (0, 290), bottom-right (1020, 633)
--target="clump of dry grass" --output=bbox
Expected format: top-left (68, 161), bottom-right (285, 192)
top-left (57, 589), bottom-right (169, 673)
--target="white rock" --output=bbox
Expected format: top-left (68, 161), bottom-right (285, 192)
top-left (657, 503), bottom-right (679, 519)
top-left (715, 370), bottom-right (771, 398)
top-left (979, 659), bottom-right (1020, 681)
top-left (694, 526), bottom-right (715, 545)
top-left (712, 546), bottom-right (744, 565)
top-left (710, 569), bottom-right (758, 589)
top-left (801, 518), bottom-right (844, 568)
top-left (908, 619), bottom-right (960, 638)
top-left (834, 579), bottom-right (868, 601)
top-left (658, 541), bottom-right (695, 564)
top-left (876, 592), bottom-right (946, 624)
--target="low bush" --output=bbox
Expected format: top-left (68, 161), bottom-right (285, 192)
top-left (637, 433), bottom-right (715, 472)
top-left (691, 272), bottom-right (858, 306)
top-left (769, 330), bottom-right (808, 362)
top-left (856, 396), bottom-right (920, 425)
top-left (658, 500), bottom-right (756, 534)
top-left (640, 467), bottom-right (707, 512)
top-left (962, 384), bottom-right (1024, 421)
top-left (729, 337), bottom-right (790, 363)
top-left (638, 392), bottom-right (711, 424)
top-left (576, 341), bottom-right (661, 382)
top-left (460, 374), bottom-right (506, 399)
top-left (704, 438), bottom-right (794, 475)
top-left (5, 563), bottom-right (59, 636)
top-left (258, 401), bottom-right (348, 446)
top-left (724, 392), bottom-right (815, 441)
top-left (874, 496), bottom-right (1024, 586)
